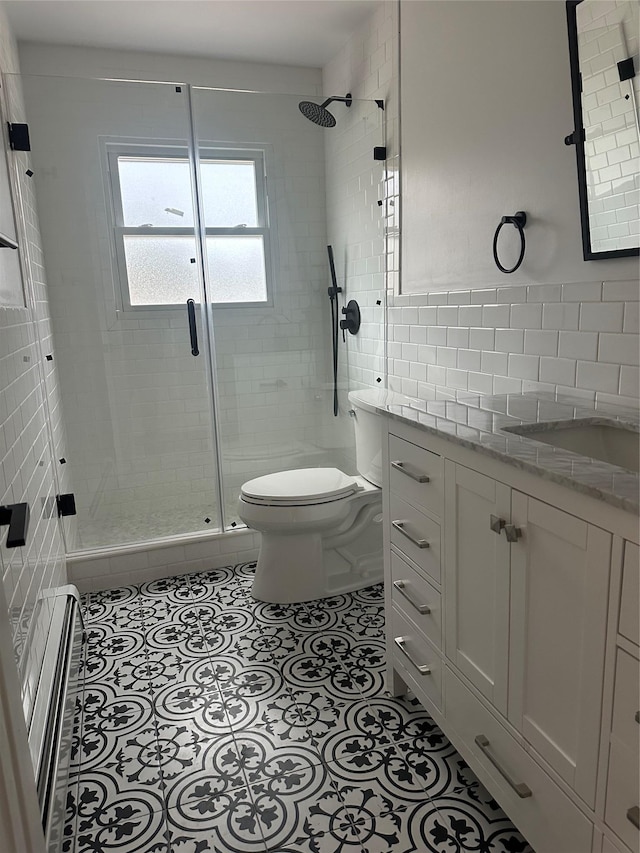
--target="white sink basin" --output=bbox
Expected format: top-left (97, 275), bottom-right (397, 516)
top-left (501, 419), bottom-right (639, 474)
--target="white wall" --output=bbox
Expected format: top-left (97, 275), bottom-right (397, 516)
top-left (389, 0), bottom-right (638, 409)
top-left (400, 0), bottom-right (638, 292)
top-left (0, 5), bottom-right (68, 727)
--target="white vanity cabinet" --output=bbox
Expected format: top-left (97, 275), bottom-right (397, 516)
top-left (382, 417), bottom-right (640, 853)
top-left (443, 462), bottom-right (511, 714)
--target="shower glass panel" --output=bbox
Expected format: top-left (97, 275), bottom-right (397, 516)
top-left (16, 75), bottom-right (221, 549)
top-left (190, 89), bottom-right (384, 526)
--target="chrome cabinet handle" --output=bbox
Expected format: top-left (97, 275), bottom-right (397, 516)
top-left (504, 524), bottom-right (522, 543)
top-left (474, 735), bottom-right (532, 799)
top-left (391, 460), bottom-right (430, 483)
top-left (628, 806), bottom-right (640, 829)
top-left (392, 520), bottom-right (430, 549)
top-left (394, 636), bottom-right (431, 675)
top-left (490, 515), bottom-right (506, 534)
top-left (393, 580), bottom-right (431, 615)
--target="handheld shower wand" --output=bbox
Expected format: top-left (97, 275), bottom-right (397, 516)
top-left (327, 245), bottom-right (342, 417)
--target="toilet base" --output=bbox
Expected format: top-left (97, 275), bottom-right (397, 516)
top-left (251, 521), bottom-right (383, 604)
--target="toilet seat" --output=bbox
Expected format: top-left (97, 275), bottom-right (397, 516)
top-left (241, 467), bottom-right (361, 507)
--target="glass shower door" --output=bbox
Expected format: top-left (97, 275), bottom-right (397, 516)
top-left (190, 87), bottom-right (385, 528)
top-left (16, 74), bottom-right (222, 549)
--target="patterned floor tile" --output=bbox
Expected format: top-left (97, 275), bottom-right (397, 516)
top-left (280, 654), bottom-right (367, 702)
top-left (74, 689), bottom-right (157, 774)
top-left (66, 565), bottom-right (531, 853)
top-left (402, 796), bottom-right (533, 853)
top-left (351, 583), bottom-right (385, 605)
top-left (231, 624), bottom-right (304, 665)
top-left (156, 692), bottom-right (236, 738)
top-left (152, 657), bottom-right (220, 710)
top-left (335, 603), bottom-right (385, 640)
top-left (138, 577), bottom-right (193, 605)
top-left (166, 793), bottom-right (266, 852)
top-left (325, 742), bottom-right (432, 807)
top-left (81, 586), bottom-right (139, 624)
top-left (305, 699), bottom-right (396, 764)
top-left (248, 774), bottom-right (353, 852)
top-left (225, 730), bottom-right (324, 786)
top-left (367, 694), bottom-right (448, 746)
top-left (161, 734), bottom-right (248, 813)
top-left (81, 625), bottom-right (147, 685)
top-left (330, 784), bottom-right (409, 853)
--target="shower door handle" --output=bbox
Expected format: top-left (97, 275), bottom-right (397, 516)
top-left (186, 299), bottom-right (199, 356)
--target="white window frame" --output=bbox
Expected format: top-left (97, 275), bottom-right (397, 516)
top-left (104, 141), bottom-right (273, 311)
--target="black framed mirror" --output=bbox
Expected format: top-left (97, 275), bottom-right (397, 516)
top-left (566, 0), bottom-right (639, 260)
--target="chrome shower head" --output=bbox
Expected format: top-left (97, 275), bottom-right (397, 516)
top-left (298, 93), bottom-right (352, 127)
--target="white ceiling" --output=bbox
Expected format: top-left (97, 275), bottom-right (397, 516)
top-left (3, 0), bottom-right (381, 68)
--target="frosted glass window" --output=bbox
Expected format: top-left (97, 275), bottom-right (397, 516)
top-left (206, 236), bottom-right (267, 303)
top-left (107, 144), bottom-right (270, 308)
top-left (118, 158), bottom-right (195, 227)
top-left (200, 161), bottom-right (258, 227)
top-left (124, 236), bottom-right (199, 305)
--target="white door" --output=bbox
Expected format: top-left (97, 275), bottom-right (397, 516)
top-left (508, 491), bottom-right (611, 807)
top-left (444, 462), bottom-right (511, 714)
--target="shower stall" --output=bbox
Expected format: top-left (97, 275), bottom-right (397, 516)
top-left (6, 73), bottom-right (385, 555)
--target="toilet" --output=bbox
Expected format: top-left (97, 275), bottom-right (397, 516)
top-left (238, 388), bottom-right (390, 603)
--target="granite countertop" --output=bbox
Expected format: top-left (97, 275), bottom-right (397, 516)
top-left (369, 391), bottom-right (639, 513)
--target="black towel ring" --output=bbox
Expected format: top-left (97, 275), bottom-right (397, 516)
top-left (493, 211), bottom-right (527, 274)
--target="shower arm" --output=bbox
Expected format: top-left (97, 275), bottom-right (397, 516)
top-left (320, 95), bottom-right (352, 109)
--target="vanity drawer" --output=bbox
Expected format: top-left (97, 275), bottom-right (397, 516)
top-left (605, 647), bottom-right (640, 852)
top-left (605, 740), bottom-right (640, 853)
top-left (389, 433), bottom-right (443, 518)
top-left (391, 605), bottom-right (442, 712)
top-left (619, 542), bottom-right (639, 647)
top-left (445, 667), bottom-right (593, 853)
top-left (389, 492), bottom-right (441, 584)
top-left (390, 550), bottom-right (442, 650)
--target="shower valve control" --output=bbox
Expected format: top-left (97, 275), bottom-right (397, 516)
top-left (339, 300), bottom-right (361, 336)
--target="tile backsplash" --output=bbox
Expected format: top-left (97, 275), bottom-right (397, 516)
top-left (388, 280), bottom-right (639, 407)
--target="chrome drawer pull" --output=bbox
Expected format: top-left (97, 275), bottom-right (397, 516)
top-left (392, 520), bottom-right (430, 549)
top-left (394, 636), bottom-right (431, 675)
top-left (391, 460), bottom-right (430, 483)
top-left (474, 735), bottom-right (532, 799)
top-left (628, 806), bottom-right (640, 829)
top-left (504, 523), bottom-right (522, 543)
top-left (393, 580), bottom-right (431, 614)
top-left (489, 514), bottom-right (506, 534)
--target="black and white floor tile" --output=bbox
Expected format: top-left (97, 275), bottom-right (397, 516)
top-left (66, 562), bottom-right (533, 853)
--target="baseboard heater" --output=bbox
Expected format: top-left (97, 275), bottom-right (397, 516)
top-left (27, 585), bottom-right (85, 853)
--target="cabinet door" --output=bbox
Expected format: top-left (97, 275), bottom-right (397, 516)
top-left (509, 492), bottom-right (611, 807)
top-left (444, 461), bottom-right (511, 714)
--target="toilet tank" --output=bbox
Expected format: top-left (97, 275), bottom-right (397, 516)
top-left (347, 389), bottom-right (395, 487)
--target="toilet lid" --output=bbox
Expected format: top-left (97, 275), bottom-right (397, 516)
top-left (241, 468), bottom-right (359, 506)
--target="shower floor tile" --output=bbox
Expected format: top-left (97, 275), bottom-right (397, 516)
top-left (67, 562), bottom-right (534, 853)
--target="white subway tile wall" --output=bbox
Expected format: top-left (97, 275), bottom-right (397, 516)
top-left (388, 281), bottom-right (639, 407)
top-left (0, 8), bottom-right (69, 722)
top-left (322, 0), bottom-right (398, 414)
